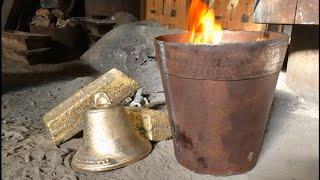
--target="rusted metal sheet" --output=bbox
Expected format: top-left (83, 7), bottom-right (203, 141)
top-left (43, 68), bottom-right (139, 145)
top-left (154, 31), bottom-right (288, 175)
top-left (253, 0), bottom-right (297, 24)
top-left (253, 0), bottom-right (319, 25)
top-left (295, 0), bottom-right (319, 25)
top-left (125, 107), bottom-right (171, 142)
top-left (2, 30), bottom-right (51, 51)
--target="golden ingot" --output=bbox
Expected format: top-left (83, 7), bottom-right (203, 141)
top-left (71, 93), bottom-right (152, 172)
top-left (125, 107), bottom-right (172, 142)
top-left (43, 68), bottom-right (139, 145)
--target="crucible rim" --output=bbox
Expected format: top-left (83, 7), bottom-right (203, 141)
top-left (154, 30), bottom-right (288, 48)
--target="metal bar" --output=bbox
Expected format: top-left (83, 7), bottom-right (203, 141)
top-left (125, 107), bottom-right (171, 142)
top-left (43, 68), bottom-right (139, 145)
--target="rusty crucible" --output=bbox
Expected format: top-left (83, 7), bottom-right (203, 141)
top-left (154, 31), bottom-right (288, 176)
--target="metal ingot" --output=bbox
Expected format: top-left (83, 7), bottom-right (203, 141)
top-left (125, 107), bottom-right (171, 142)
top-left (71, 93), bottom-right (152, 172)
top-left (43, 68), bottom-right (139, 145)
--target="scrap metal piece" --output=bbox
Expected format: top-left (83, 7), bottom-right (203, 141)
top-left (51, 9), bottom-right (65, 19)
top-left (35, 8), bottom-right (53, 19)
top-left (56, 19), bottom-right (67, 28)
top-left (129, 88), bottom-right (143, 107)
top-left (125, 107), bottom-right (171, 142)
top-left (43, 68), bottom-right (139, 145)
top-left (32, 16), bottom-right (51, 27)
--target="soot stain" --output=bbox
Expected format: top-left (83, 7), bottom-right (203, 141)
top-left (178, 131), bottom-right (193, 149)
top-left (197, 157), bottom-right (208, 168)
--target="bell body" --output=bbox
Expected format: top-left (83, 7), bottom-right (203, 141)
top-left (71, 104), bottom-right (152, 172)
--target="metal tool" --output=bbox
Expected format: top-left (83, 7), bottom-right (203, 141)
top-left (129, 88), bottom-right (143, 107)
top-left (150, 0), bottom-right (156, 14)
top-left (230, 3), bottom-right (234, 21)
top-left (170, 0), bottom-right (177, 17)
top-left (212, 0), bottom-right (222, 20)
top-left (71, 93), bottom-right (152, 172)
top-left (241, 2), bottom-right (249, 23)
top-left (162, 0), bottom-right (165, 15)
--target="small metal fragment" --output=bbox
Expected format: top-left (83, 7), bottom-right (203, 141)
top-left (43, 68), bottom-right (139, 145)
top-left (35, 8), bottom-right (53, 19)
top-left (32, 16), bottom-right (51, 27)
top-left (125, 107), bottom-right (171, 142)
top-left (51, 9), bottom-right (65, 19)
top-left (129, 88), bottom-right (143, 107)
top-left (56, 19), bottom-right (67, 28)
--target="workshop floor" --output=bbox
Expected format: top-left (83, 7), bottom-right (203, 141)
top-left (2, 71), bottom-right (319, 180)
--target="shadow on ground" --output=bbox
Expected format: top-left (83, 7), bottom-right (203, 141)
top-left (2, 61), bottom-right (98, 93)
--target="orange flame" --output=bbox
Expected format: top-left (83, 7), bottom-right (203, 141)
top-left (188, 0), bottom-right (223, 44)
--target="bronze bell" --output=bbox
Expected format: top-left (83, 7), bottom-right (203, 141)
top-left (71, 93), bottom-right (152, 172)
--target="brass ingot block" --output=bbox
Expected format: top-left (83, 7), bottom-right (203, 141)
top-left (125, 107), bottom-right (172, 142)
top-left (43, 68), bottom-right (139, 145)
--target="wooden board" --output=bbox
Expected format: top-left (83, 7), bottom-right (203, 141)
top-left (145, 0), bottom-right (265, 31)
top-left (213, 0), bottom-right (266, 31)
top-left (145, 0), bottom-right (190, 29)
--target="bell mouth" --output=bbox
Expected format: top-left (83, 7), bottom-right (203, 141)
top-left (71, 143), bottom-right (152, 172)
